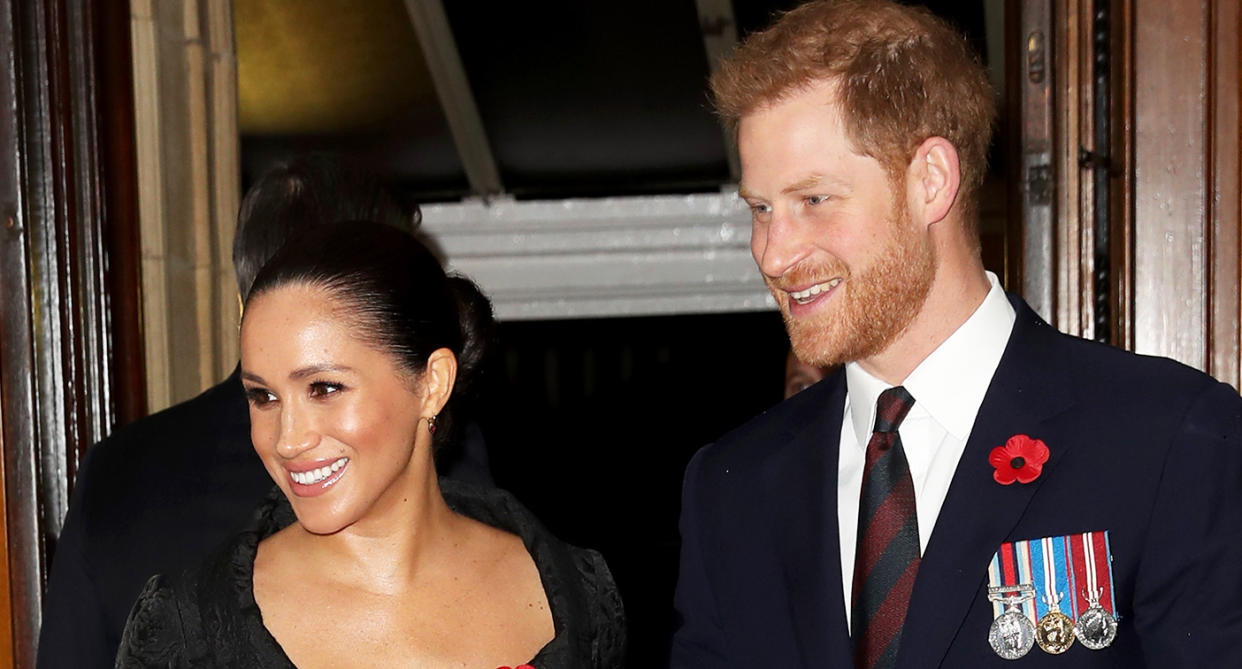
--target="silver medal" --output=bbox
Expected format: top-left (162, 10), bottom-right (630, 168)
top-left (1074, 588), bottom-right (1118, 650)
top-left (987, 584), bottom-right (1036, 660)
top-left (989, 609), bottom-right (1037, 659)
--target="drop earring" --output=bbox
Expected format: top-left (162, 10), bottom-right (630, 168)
top-left (427, 415), bottom-right (438, 435)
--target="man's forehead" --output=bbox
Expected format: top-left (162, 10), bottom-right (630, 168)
top-left (738, 173), bottom-right (852, 199)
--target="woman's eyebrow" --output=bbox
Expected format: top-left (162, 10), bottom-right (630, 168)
top-left (289, 363), bottom-right (354, 380)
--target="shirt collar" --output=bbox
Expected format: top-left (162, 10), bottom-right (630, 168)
top-left (845, 272), bottom-right (1016, 446)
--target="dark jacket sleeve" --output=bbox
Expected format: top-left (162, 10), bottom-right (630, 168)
top-left (37, 450), bottom-right (113, 669)
top-left (114, 575), bottom-right (188, 669)
top-left (1131, 380), bottom-right (1242, 666)
top-left (670, 447), bottom-right (730, 667)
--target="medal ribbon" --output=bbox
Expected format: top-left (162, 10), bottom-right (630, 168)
top-left (988, 539), bottom-right (1037, 623)
top-left (1069, 531), bottom-right (1118, 619)
top-left (1029, 534), bottom-right (1076, 620)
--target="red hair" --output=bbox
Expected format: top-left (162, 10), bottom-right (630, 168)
top-left (711, 0), bottom-right (996, 218)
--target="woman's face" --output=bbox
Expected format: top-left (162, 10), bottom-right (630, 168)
top-left (240, 282), bottom-right (431, 535)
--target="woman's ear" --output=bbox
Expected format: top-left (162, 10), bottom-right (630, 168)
top-left (420, 348), bottom-right (458, 418)
top-left (907, 136), bottom-right (961, 228)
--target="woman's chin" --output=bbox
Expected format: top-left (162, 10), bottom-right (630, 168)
top-left (285, 498), bottom-right (355, 536)
top-left (293, 513), bottom-right (350, 536)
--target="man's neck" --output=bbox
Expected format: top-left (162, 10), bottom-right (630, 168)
top-left (858, 263), bottom-right (992, 385)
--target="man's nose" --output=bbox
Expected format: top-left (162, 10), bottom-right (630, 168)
top-left (754, 207), bottom-right (810, 279)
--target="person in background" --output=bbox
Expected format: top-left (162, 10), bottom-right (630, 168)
top-left (672, 1), bottom-right (1242, 667)
top-left (115, 221), bottom-right (626, 668)
top-left (784, 348), bottom-right (829, 399)
top-left (37, 156), bottom-right (491, 669)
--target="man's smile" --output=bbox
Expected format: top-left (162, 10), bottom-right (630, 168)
top-left (787, 277), bottom-right (843, 305)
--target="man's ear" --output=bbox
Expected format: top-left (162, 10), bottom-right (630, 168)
top-left (907, 136), bottom-right (961, 228)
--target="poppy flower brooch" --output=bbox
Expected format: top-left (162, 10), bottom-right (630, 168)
top-left (988, 434), bottom-right (1050, 485)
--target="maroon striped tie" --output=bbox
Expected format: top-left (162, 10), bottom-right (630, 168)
top-left (851, 386), bottom-right (919, 669)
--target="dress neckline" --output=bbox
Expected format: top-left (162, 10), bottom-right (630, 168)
top-left (234, 480), bottom-right (581, 667)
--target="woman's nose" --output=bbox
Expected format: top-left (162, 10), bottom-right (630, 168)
top-left (276, 407), bottom-right (320, 458)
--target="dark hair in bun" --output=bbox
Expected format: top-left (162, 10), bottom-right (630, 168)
top-left (232, 154), bottom-right (419, 301)
top-left (245, 219), bottom-right (494, 451)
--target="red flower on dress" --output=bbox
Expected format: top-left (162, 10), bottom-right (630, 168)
top-left (988, 434), bottom-right (1050, 484)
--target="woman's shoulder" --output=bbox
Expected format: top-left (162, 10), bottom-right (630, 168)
top-left (116, 491), bottom-right (290, 667)
top-left (115, 573), bottom-right (193, 668)
top-left (563, 544), bottom-right (627, 663)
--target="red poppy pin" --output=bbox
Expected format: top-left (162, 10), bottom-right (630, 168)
top-left (496, 665), bottom-right (535, 669)
top-left (988, 434), bottom-right (1050, 485)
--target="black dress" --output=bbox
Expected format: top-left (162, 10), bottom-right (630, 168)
top-left (115, 481), bottom-right (626, 668)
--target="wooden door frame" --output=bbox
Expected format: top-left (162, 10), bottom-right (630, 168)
top-left (1015, 0), bottom-right (1241, 385)
top-left (0, 0), bottom-right (143, 664)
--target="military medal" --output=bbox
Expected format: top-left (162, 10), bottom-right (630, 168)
top-left (987, 585), bottom-right (1037, 659)
top-left (1070, 531), bottom-right (1119, 650)
top-left (1035, 593), bottom-right (1075, 653)
top-left (1075, 588), bottom-right (1118, 649)
top-left (987, 540), bottom-right (1040, 660)
top-left (988, 530), bottom-right (1119, 658)
top-left (1030, 535), bottom-right (1075, 653)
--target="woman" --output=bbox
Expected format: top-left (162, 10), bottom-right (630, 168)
top-left (116, 221), bottom-right (625, 668)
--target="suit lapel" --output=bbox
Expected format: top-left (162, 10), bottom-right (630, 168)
top-left (896, 298), bottom-right (1078, 669)
top-left (765, 371), bottom-right (854, 667)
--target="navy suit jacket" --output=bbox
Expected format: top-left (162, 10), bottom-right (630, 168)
top-left (671, 295), bottom-right (1242, 668)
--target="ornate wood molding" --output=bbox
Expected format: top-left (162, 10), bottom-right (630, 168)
top-left (0, 0), bottom-right (138, 662)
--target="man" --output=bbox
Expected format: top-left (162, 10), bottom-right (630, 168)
top-left (671, 2), bottom-right (1242, 668)
top-left (37, 156), bottom-right (491, 668)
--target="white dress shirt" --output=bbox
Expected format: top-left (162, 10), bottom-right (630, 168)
top-left (838, 272), bottom-right (1016, 629)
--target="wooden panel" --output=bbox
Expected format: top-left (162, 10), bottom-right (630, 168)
top-left (1209, 0), bottom-right (1241, 388)
top-left (1053, 0), bottom-right (1090, 337)
top-left (1, 0), bottom-right (129, 662)
top-left (97, 0), bottom-right (147, 426)
top-left (0, 378), bottom-right (11, 667)
top-left (1016, 0), bottom-right (1108, 339)
top-left (1111, 0), bottom-right (1135, 350)
top-left (0, 0), bottom-right (44, 652)
top-left (1131, 0), bottom-right (1209, 367)
top-left (1013, 0), bottom-right (1057, 320)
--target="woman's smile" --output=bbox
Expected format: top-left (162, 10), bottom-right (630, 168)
top-left (285, 456), bottom-right (350, 496)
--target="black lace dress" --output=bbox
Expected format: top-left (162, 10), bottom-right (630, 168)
top-left (115, 481), bottom-right (626, 668)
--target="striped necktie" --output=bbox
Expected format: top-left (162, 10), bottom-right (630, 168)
top-left (851, 385), bottom-right (920, 669)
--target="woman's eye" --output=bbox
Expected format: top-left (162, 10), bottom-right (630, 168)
top-left (245, 388), bottom-right (277, 407)
top-left (309, 381), bottom-right (343, 398)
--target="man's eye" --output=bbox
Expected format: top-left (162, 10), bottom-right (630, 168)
top-left (806, 195), bottom-right (829, 206)
top-left (749, 202), bottom-right (772, 215)
top-left (309, 381), bottom-right (343, 398)
top-left (245, 388), bottom-right (276, 406)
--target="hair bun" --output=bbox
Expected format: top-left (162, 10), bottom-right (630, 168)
top-left (445, 274), bottom-right (496, 402)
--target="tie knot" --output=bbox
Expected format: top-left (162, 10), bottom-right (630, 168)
top-left (873, 386), bottom-right (915, 434)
